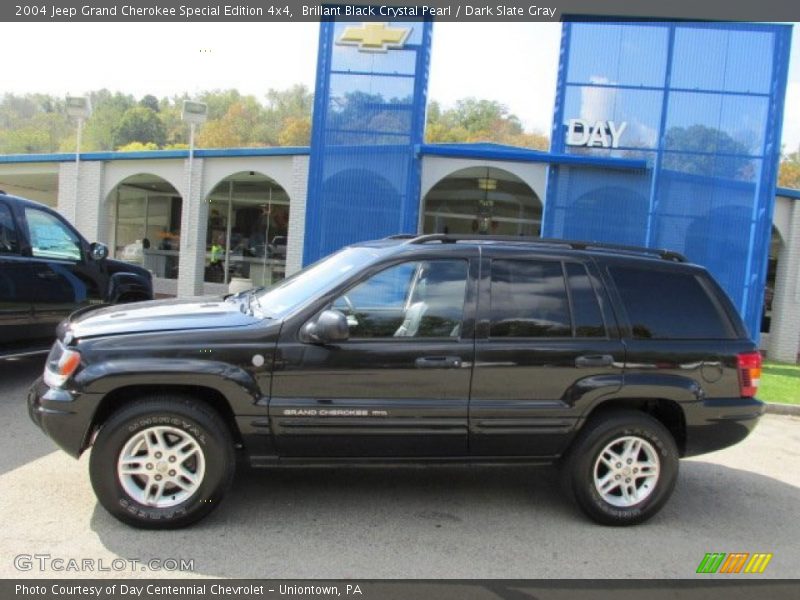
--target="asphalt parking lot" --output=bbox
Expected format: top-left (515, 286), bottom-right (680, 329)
top-left (1, 356), bottom-right (798, 579)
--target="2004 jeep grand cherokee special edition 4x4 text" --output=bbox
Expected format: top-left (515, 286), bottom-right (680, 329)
top-left (28, 234), bottom-right (765, 528)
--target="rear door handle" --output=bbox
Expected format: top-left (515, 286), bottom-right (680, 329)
top-left (415, 356), bottom-right (462, 369)
top-left (575, 354), bottom-right (615, 368)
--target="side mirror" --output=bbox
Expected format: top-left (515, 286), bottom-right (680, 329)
top-left (303, 309), bottom-right (349, 344)
top-left (90, 242), bottom-right (108, 261)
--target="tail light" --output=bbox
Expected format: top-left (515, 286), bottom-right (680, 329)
top-left (737, 351), bottom-right (762, 397)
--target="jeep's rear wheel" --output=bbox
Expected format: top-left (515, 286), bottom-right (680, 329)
top-left (90, 396), bottom-right (235, 529)
top-left (561, 410), bottom-right (679, 526)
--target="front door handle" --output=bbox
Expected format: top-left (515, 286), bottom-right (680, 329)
top-left (575, 354), bottom-right (615, 368)
top-left (415, 356), bottom-right (462, 369)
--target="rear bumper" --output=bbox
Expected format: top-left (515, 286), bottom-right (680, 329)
top-left (28, 377), bottom-right (99, 458)
top-left (683, 396), bottom-right (765, 457)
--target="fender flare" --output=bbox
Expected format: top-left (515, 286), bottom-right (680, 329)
top-left (76, 358), bottom-right (263, 422)
top-left (576, 372), bottom-right (702, 427)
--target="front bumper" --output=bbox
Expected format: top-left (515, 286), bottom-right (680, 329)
top-left (28, 377), bottom-right (101, 458)
top-left (682, 396), bottom-right (765, 457)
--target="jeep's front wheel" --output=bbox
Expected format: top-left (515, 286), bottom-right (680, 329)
top-left (561, 410), bottom-right (679, 526)
top-left (89, 397), bottom-right (235, 529)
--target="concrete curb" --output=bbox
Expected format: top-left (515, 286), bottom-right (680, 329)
top-left (765, 402), bottom-right (800, 416)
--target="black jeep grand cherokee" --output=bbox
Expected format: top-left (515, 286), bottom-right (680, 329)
top-left (29, 234), bottom-right (764, 528)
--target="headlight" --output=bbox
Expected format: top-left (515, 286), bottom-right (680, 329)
top-left (43, 342), bottom-right (81, 388)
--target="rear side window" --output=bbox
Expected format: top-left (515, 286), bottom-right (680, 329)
top-left (490, 260), bottom-right (571, 338)
top-left (0, 202), bottom-right (19, 254)
top-left (609, 266), bottom-right (733, 339)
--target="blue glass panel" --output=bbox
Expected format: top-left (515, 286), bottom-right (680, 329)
top-left (717, 94), bottom-right (769, 156)
top-left (652, 159), bottom-right (762, 307)
top-left (671, 26), bottom-right (773, 94)
top-left (567, 23), bottom-right (668, 87)
top-left (664, 91), bottom-right (768, 157)
top-left (305, 20), bottom-right (432, 264)
top-left (543, 164), bottom-right (653, 247)
top-left (559, 85), bottom-right (663, 154)
top-left (549, 20), bottom-right (791, 340)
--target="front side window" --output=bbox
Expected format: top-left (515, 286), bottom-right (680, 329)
top-left (490, 259), bottom-right (571, 338)
top-left (254, 247), bottom-right (380, 319)
top-left (24, 208), bottom-right (81, 261)
top-left (0, 202), bottom-right (19, 254)
top-left (332, 260), bottom-right (469, 339)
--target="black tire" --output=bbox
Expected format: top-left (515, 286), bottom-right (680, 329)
top-left (560, 409), bottom-right (679, 526)
top-left (89, 395), bottom-right (235, 529)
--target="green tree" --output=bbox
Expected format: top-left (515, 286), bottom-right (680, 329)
top-left (278, 116), bottom-right (311, 146)
top-left (662, 125), bottom-right (752, 178)
top-left (197, 98), bottom-right (265, 148)
top-left (140, 94), bottom-right (160, 112)
top-left (199, 89), bottom-right (243, 120)
top-left (81, 90), bottom-right (136, 151)
top-left (113, 106), bottom-right (167, 148)
top-left (778, 145), bottom-right (800, 189)
top-left (159, 94), bottom-right (189, 147)
top-left (262, 84), bottom-right (314, 144)
top-left (0, 94), bottom-right (71, 153)
top-left (425, 98), bottom-right (548, 149)
top-left (116, 141), bottom-right (160, 152)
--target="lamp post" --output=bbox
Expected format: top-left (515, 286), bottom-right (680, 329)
top-left (180, 100), bottom-right (208, 294)
top-left (66, 96), bottom-right (91, 223)
top-left (181, 100), bottom-right (208, 208)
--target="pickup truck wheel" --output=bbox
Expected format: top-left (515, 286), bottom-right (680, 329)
top-left (561, 410), bottom-right (679, 526)
top-left (89, 396), bottom-right (235, 529)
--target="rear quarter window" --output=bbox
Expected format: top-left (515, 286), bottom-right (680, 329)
top-left (608, 265), bottom-right (734, 340)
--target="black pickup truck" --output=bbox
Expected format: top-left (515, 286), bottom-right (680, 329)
top-left (0, 193), bottom-right (152, 356)
top-left (28, 234), bottom-right (764, 528)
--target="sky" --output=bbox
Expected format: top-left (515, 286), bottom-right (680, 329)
top-left (2, 21), bottom-right (800, 151)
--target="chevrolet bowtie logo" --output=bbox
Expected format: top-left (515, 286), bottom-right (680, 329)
top-left (338, 22), bottom-right (411, 52)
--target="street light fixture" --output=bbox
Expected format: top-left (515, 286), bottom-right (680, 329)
top-left (66, 96), bottom-right (91, 223)
top-left (181, 100), bottom-right (208, 210)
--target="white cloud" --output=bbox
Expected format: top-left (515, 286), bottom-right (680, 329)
top-left (579, 76), bottom-right (616, 122)
top-left (1, 22), bottom-right (319, 99)
top-left (428, 22), bottom-right (561, 135)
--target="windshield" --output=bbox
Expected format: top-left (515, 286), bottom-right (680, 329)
top-left (253, 246), bottom-right (382, 319)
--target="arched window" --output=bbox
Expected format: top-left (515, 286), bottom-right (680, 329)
top-left (109, 174), bottom-right (182, 280)
top-left (204, 171), bottom-right (290, 287)
top-left (422, 167), bottom-right (542, 236)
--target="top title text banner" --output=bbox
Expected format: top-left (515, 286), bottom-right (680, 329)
top-left (4, 0), bottom-right (800, 22)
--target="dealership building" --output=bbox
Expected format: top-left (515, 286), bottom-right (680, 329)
top-left (1, 19), bottom-right (800, 362)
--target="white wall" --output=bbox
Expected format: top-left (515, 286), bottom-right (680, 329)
top-left (768, 195), bottom-right (800, 363)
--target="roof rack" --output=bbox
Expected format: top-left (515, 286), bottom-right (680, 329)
top-left (391, 233), bottom-right (687, 262)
